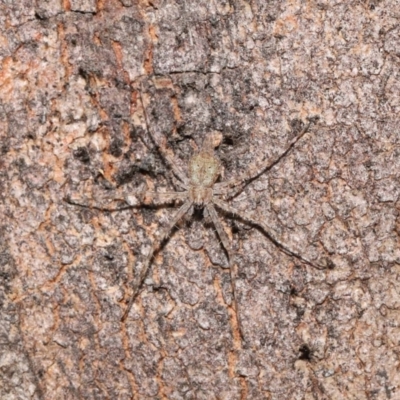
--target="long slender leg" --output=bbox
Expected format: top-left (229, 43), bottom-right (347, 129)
top-left (64, 191), bottom-right (187, 211)
top-left (122, 199), bottom-right (193, 320)
top-left (214, 119), bottom-right (314, 197)
top-left (206, 203), bottom-right (244, 341)
top-left (138, 83), bottom-right (189, 187)
top-left (212, 198), bottom-right (326, 270)
top-left (65, 196), bottom-right (135, 212)
top-left (126, 190), bottom-right (187, 207)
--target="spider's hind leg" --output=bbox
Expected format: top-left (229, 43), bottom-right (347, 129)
top-left (206, 203), bottom-right (244, 343)
top-left (213, 198), bottom-right (327, 271)
top-left (122, 199), bottom-right (193, 320)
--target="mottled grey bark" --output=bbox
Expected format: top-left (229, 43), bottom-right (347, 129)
top-left (1, 1), bottom-right (400, 399)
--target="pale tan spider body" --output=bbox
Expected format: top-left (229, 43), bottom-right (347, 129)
top-left (188, 145), bottom-right (220, 206)
top-left (66, 86), bottom-right (325, 340)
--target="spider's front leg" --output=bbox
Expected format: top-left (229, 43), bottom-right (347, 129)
top-left (214, 118), bottom-right (315, 200)
top-left (64, 186), bottom-right (187, 211)
top-left (138, 83), bottom-right (189, 187)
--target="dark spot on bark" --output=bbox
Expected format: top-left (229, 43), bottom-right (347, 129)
top-left (296, 308), bottom-right (305, 319)
top-left (298, 344), bottom-right (312, 361)
top-left (78, 67), bottom-right (90, 81)
top-left (260, 336), bottom-right (267, 346)
top-left (231, 224), bottom-right (240, 234)
top-left (176, 122), bottom-right (187, 136)
top-left (290, 118), bottom-right (303, 134)
top-left (376, 369), bottom-right (388, 379)
top-left (73, 147), bottom-right (90, 163)
top-left (364, 160), bottom-right (373, 168)
top-left (109, 138), bottom-right (123, 157)
top-left (112, 112), bottom-right (122, 119)
top-left (130, 126), bottom-right (142, 139)
top-left (34, 11), bottom-right (46, 20)
top-left (70, 37), bottom-right (77, 46)
top-left (104, 253), bottom-right (114, 261)
top-left (326, 259), bottom-right (335, 270)
top-left (114, 78), bottom-right (130, 90)
top-left (16, 158), bottom-right (27, 170)
top-left (153, 285), bottom-right (167, 293)
top-left (223, 136), bottom-right (234, 146)
top-left (114, 165), bottom-right (138, 185)
top-left (1, 143), bottom-right (9, 154)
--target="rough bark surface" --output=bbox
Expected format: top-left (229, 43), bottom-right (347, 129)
top-left (1, 1), bottom-right (400, 399)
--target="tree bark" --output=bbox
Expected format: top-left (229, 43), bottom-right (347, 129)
top-left (1, 1), bottom-right (400, 399)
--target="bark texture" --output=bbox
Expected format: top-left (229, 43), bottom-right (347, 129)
top-left (1, 1), bottom-right (400, 399)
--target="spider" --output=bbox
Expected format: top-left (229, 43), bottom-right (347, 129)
top-left (66, 84), bottom-right (325, 339)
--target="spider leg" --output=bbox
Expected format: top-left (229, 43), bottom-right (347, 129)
top-left (206, 203), bottom-right (244, 341)
top-left (128, 190), bottom-right (187, 207)
top-left (64, 195), bottom-right (134, 212)
top-left (212, 198), bottom-right (326, 270)
top-left (64, 191), bottom-right (187, 211)
top-left (214, 119), bottom-right (314, 198)
top-left (122, 199), bottom-right (193, 320)
top-left (138, 83), bottom-right (189, 187)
